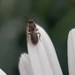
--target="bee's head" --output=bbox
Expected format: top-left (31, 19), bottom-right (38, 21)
top-left (27, 19), bottom-right (36, 31)
top-left (27, 19), bottom-right (34, 24)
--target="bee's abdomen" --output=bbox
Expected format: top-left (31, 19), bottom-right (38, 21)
top-left (30, 33), bottom-right (38, 45)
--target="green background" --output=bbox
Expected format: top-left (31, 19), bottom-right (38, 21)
top-left (0, 0), bottom-right (75, 75)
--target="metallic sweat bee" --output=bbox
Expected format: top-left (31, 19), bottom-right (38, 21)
top-left (26, 19), bottom-right (41, 45)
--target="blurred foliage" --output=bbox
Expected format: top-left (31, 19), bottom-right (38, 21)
top-left (0, 0), bottom-right (75, 75)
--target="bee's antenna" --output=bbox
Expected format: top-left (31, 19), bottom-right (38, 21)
top-left (23, 15), bottom-right (29, 20)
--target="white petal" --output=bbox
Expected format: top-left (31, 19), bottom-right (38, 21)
top-left (67, 29), bottom-right (75, 75)
top-left (0, 69), bottom-right (7, 75)
top-left (28, 39), bottom-right (54, 75)
top-left (36, 25), bottom-right (63, 75)
top-left (27, 24), bottom-right (63, 75)
top-left (18, 53), bottom-right (33, 75)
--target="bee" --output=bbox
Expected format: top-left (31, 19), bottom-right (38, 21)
top-left (26, 19), bottom-right (41, 45)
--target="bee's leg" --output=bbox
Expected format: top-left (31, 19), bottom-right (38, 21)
top-left (27, 34), bottom-right (30, 41)
top-left (36, 28), bottom-right (38, 31)
top-left (27, 32), bottom-right (31, 41)
top-left (37, 33), bottom-right (41, 41)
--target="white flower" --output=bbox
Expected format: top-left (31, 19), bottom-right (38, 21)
top-left (67, 29), bottom-right (75, 75)
top-left (0, 69), bottom-right (7, 75)
top-left (19, 53), bottom-right (33, 75)
top-left (19, 24), bottom-right (63, 75)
